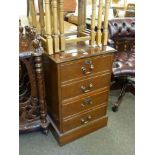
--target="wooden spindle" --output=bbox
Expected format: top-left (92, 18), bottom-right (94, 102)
top-left (52, 0), bottom-right (60, 53)
top-left (32, 40), bottom-right (48, 134)
top-left (96, 0), bottom-right (103, 46)
top-left (102, 0), bottom-right (111, 46)
top-left (44, 0), bottom-right (53, 54)
top-left (78, 0), bottom-right (83, 35)
top-left (84, 0), bottom-right (86, 27)
top-left (81, 0), bottom-right (86, 32)
top-left (58, 0), bottom-right (65, 51)
top-left (27, 0), bottom-right (29, 17)
top-left (90, 0), bottom-right (97, 46)
top-left (124, 0), bottom-right (127, 10)
top-left (50, 1), bottom-right (53, 34)
top-left (29, 0), bottom-right (37, 28)
top-left (38, 0), bottom-right (45, 35)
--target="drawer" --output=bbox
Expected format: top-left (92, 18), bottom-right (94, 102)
top-left (62, 90), bottom-right (108, 118)
top-left (61, 73), bottom-right (110, 100)
top-left (59, 116), bottom-right (108, 145)
top-left (60, 54), bottom-right (113, 82)
top-left (62, 105), bottom-right (107, 132)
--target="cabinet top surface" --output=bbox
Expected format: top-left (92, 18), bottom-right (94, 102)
top-left (47, 42), bottom-right (116, 63)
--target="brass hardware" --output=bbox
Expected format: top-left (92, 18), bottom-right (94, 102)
top-left (81, 66), bottom-right (93, 75)
top-left (81, 59), bottom-right (94, 75)
top-left (81, 98), bottom-right (93, 107)
top-left (81, 66), bottom-right (86, 73)
top-left (90, 64), bottom-right (94, 70)
top-left (81, 83), bottom-right (93, 93)
top-left (84, 59), bottom-right (92, 65)
top-left (81, 115), bottom-right (92, 124)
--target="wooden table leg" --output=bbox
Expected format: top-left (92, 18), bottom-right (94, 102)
top-left (34, 52), bottom-right (49, 134)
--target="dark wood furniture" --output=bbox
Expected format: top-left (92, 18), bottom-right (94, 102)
top-left (43, 43), bottom-right (115, 145)
top-left (27, 0), bottom-right (115, 145)
top-left (108, 18), bottom-right (135, 112)
top-left (19, 23), bottom-right (48, 134)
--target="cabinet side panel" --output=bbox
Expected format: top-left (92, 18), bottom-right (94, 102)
top-left (43, 54), bottom-right (60, 130)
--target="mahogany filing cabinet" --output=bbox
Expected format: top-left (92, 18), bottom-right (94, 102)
top-left (43, 44), bottom-right (115, 145)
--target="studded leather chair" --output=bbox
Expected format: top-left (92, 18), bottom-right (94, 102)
top-left (108, 18), bottom-right (135, 112)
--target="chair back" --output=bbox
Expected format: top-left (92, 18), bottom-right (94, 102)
top-left (108, 18), bottom-right (135, 52)
top-left (27, 0), bottom-right (112, 55)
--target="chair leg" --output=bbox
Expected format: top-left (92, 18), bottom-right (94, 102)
top-left (129, 80), bottom-right (135, 96)
top-left (43, 127), bottom-right (49, 135)
top-left (112, 81), bottom-right (128, 112)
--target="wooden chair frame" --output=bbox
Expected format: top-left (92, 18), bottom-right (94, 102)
top-left (27, 0), bottom-right (111, 55)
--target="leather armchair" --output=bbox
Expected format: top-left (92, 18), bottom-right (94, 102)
top-left (108, 18), bottom-right (135, 112)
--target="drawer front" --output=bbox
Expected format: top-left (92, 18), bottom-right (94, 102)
top-left (62, 105), bottom-right (107, 132)
top-left (60, 55), bottom-right (113, 82)
top-left (61, 73), bottom-right (110, 100)
top-left (62, 90), bottom-right (108, 118)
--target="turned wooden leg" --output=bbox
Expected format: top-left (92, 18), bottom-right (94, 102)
top-left (130, 83), bottom-right (135, 95)
top-left (112, 80), bottom-right (128, 112)
top-left (128, 79), bottom-right (135, 96)
top-left (27, 0), bottom-right (29, 17)
top-left (90, 0), bottom-right (96, 46)
top-left (38, 0), bottom-right (45, 35)
top-left (102, 0), bottom-right (111, 46)
top-left (34, 53), bottom-right (49, 134)
top-left (44, 0), bottom-right (53, 54)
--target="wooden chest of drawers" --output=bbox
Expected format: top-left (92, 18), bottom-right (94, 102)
top-left (44, 45), bottom-right (115, 145)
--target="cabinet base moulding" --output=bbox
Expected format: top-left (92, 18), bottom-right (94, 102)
top-left (48, 115), bottom-right (108, 146)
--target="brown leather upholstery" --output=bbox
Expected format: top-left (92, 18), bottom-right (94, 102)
top-left (108, 18), bottom-right (135, 112)
top-left (108, 18), bottom-right (135, 77)
top-left (108, 18), bottom-right (135, 39)
top-left (113, 50), bottom-right (135, 77)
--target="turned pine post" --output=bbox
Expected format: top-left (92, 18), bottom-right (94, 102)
top-left (90, 0), bottom-right (97, 46)
top-left (52, 0), bottom-right (60, 53)
top-left (29, 0), bottom-right (37, 28)
top-left (44, 0), bottom-right (53, 54)
top-left (102, 0), bottom-right (111, 46)
top-left (81, 0), bottom-right (86, 32)
top-left (96, 0), bottom-right (103, 46)
top-left (83, 0), bottom-right (86, 28)
top-left (27, 0), bottom-right (29, 17)
top-left (78, 0), bottom-right (82, 35)
top-left (38, 0), bottom-right (45, 35)
top-left (58, 0), bottom-right (65, 51)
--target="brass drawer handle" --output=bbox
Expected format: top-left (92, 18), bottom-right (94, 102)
top-left (81, 83), bottom-right (93, 93)
top-left (81, 59), bottom-right (94, 75)
top-left (81, 115), bottom-right (92, 124)
top-left (81, 64), bottom-right (94, 75)
top-left (81, 98), bottom-right (93, 107)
